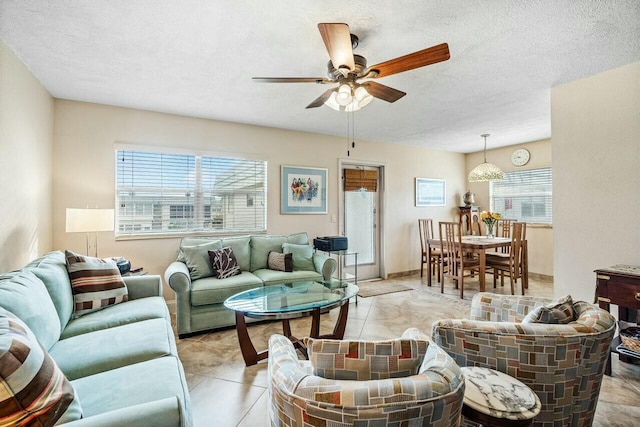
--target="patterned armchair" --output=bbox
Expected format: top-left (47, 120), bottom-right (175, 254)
top-left (432, 293), bottom-right (616, 427)
top-left (268, 328), bottom-right (465, 427)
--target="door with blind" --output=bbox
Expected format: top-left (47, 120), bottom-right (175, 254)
top-left (341, 165), bottom-right (382, 280)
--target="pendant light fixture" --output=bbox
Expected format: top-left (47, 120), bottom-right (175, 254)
top-left (468, 134), bottom-right (504, 182)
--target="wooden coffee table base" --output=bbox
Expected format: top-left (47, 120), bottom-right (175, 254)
top-left (235, 301), bottom-right (350, 366)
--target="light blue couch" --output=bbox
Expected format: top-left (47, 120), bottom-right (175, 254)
top-left (164, 232), bottom-right (337, 338)
top-left (0, 251), bottom-right (192, 427)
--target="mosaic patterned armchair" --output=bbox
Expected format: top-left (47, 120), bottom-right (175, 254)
top-left (432, 293), bottom-right (616, 427)
top-left (268, 328), bottom-right (465, 427)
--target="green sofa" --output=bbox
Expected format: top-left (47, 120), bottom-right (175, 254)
top-left (164, 232), bottom-right (337, 338)
top-left (0, 251), bottom-right (192, 427)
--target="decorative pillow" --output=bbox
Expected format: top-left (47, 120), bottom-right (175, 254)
top-left (305, 337), bottom-right (428, 380)
top-left (282, 243), bottom-right (315, 271)
top-left (0, 307), bottom-right (83, 425)
top-left (522, 295), bottom-right (575, 324)
top-left (208, 247), bottom-right (241, 279)
top-left (268, 251), bottom-right (293, 272)
top-left (179, 239), bottom-right (223, 280)
top-left (65, 250), bottom-right (128, 318)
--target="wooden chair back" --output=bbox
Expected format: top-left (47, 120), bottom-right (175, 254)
top-left (439, 221), bottom-right (479, 298)
top-left (510, 222), bottom-right (527, 278)
top-left (439, 221), bottom-right (465, 281)
top-left (418, 218), bottom-right (435, 255)
top-left (498, 219), bottom-right (514, 238)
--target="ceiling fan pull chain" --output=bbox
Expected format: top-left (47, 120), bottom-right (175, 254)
top-left (351, 110), bottom-right (356, 152)
top-left (346, 109), bottom-right (351, 156)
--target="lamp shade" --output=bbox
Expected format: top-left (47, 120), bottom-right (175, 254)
top-left (468, 134), bottom-right (504, 182)
top-left (66, 208), bottom-right (115, 232)
top-left (468, 162), bottom-right (504, 182)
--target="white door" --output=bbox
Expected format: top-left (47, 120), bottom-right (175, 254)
top-left (341, 165), bottom-right (382, 280)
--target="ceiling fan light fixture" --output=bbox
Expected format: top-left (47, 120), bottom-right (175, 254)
top-left (336, 84), bottom-right (353, 106)
top-left (468, 134), bottom-right (504, 182)
top-left (354, 86), bottom-right (373, 108)
top-left (324, 91), bottom-right (341, 110)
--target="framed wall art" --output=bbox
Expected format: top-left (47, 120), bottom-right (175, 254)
top-left (415, 178), bottom-right (446, 207)
top-left (281, 165), bottom-right (328, 214)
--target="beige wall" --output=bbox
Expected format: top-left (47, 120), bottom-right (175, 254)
top-left (551, 62), bottom-right (640, 302)
top-left (0, 41), bottom-right (54, 271)
top-left (52, 100), bottom-right (466, 298)
top-left (464, 139), bottom-right (553, 276)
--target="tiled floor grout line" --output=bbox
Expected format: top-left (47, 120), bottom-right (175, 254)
top-left (235, 388), bottom-right (267, 427)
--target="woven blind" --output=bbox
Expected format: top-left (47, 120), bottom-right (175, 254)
top-left (344, 169), bottom-right (378, 192)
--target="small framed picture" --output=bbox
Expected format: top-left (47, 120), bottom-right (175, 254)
top-left (281, 165), bottom-right (328, 214)
top-left (415, 178), bottom-right (446, 207)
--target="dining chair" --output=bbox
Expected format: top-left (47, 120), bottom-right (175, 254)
top-left (486, 221), bottom-right (527, 295)
top-left (418, 218), bottom-right (442, 282)
top-left (497, 219), bottom-right (514, 238)
top-left (496, 218), bottom-right (515, 253)
top-left (439, 221), bottom-right (480, 299)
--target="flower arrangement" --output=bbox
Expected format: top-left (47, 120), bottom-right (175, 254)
top-left (480, 211), bottom-right (501, 238)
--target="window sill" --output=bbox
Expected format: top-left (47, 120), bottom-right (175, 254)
top-left (115, 230), bottom-right (267, 241)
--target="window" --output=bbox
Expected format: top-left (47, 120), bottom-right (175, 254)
top-left (490, 167), bottom-right (552, 224)
top-left (116, 150), bottom-right (266, 237)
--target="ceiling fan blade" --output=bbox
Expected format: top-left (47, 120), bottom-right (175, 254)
top-left (306, 88), bottom-right (335, 109)
top-left (317, 23), bottom-right (355, 74)
top-left (361, 81), bottom-right (406, 103)
top-left (252, 77), bottom-right (333, 84)
top-left (367, 43), bottom-right (450, 78)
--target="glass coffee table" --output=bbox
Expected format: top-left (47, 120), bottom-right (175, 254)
top-left (224, 280), bottom-right (358, 366)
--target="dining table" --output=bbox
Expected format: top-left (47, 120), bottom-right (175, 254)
top-left (425, 236), bottom-right (529, 292)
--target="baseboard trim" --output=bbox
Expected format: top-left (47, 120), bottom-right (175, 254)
top-left (386, 269), bottom-right (421, 279)
top-left (528, 272), bottom-right (554, 282)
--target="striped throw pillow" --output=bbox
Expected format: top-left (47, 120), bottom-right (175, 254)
top-left (0, 307), bottom-right (83, 425)
top-left (65, 250), bottom-right (128, 317)
top-left (267, 251), bottom-right (293, 272)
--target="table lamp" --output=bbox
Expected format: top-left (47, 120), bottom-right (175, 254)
top-left (65, 208), bottom-right (114, 257)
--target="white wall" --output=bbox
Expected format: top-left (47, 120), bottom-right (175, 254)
top-left (52, 100), bottom-right (466, 298)
top-left (465, 139), bottom-right (553, 276)
top-left (551, 62), bottom-right (640, 302)
top-left (0, 41), bottom-right (54, 271)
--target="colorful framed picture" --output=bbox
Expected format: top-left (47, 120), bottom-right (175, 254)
top-left (281, 165), bottom-right (328, 214)
top-left (415, 178), bottom-right (446, 207)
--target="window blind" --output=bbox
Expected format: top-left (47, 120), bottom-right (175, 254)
top-left (490, 167), bottom-right (552, 224)
top-left (116, 150), bottom-right (266, 236)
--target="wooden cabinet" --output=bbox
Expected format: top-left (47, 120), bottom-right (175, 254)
top-left (595, 265), bottom-right (640, 375)
top-left (459, 206), bottom-right (480, 236)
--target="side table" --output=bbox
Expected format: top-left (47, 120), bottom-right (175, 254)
top-left (316, 249), bottom-right (358, 302)
top-left (595, 264), bottom-right (640, 375)
top-left (460, 367), bottom-right (541, 427)
top-left (122, 267), bottom-right (146, 277)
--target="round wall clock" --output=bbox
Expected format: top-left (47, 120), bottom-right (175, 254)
top-left (511, 148), bottom-right (530, 166)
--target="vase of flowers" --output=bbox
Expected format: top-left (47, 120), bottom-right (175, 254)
top-left (480, 211), bottom-right (501, 238)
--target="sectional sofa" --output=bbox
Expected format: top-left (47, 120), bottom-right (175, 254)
top-left (164, 232), bottom-right (337, 337)
top-left (0, 251), bottom-right (191, 427)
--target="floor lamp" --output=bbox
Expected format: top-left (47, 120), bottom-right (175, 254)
top-left (65, 208), bottom-right (114, 257)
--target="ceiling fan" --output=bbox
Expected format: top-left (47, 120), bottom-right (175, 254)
top-left (253, 23), bottom-right (450, 112)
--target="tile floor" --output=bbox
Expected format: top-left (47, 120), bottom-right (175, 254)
top-left (174, 274), bottom-right (640, 426)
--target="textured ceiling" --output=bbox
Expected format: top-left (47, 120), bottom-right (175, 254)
top-left (1, 1), bottom-right (639, 153)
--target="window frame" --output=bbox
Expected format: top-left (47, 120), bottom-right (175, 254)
top-left (114, 145), bottom-right (267, 239)
top-left (489, 166), bottom-right (552, 225)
